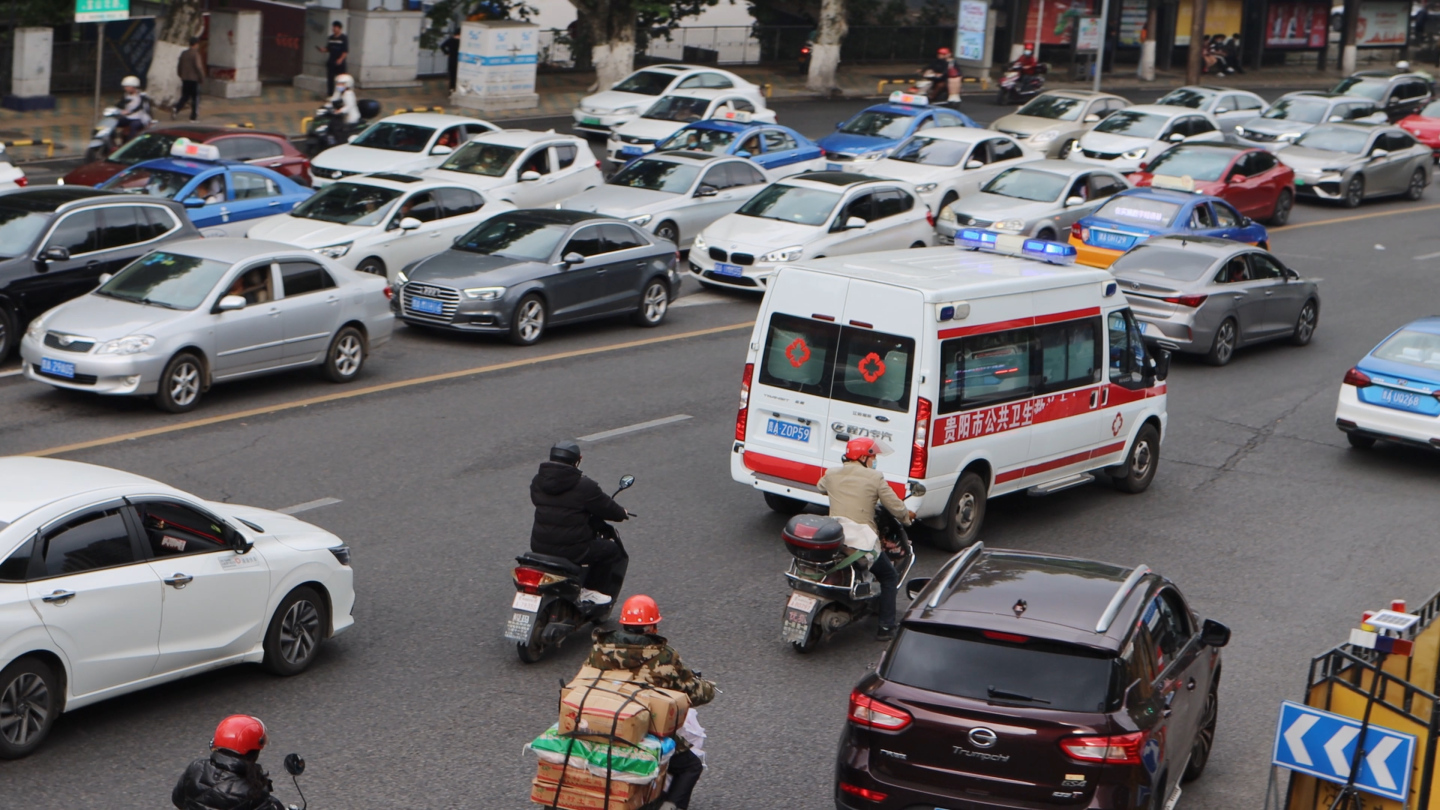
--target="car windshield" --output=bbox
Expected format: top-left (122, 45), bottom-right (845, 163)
top-left (1110, 245), bottom-right (1218, 281)
top-left (1095, 196), bottom-right (1181, 227)
top-left (453, 215), bottom-right (567, 261)
top-left (1294, 126), bottom-right (1369, 153)
top-left (108, 133), bottom-right (181, 165)
top-left (839, 110), bottom-right (913, 139)
top-left (737, 184), bottom-right (840, 226)
top-left (888, 136), bottom-right (969, 166)
top-left (1157, 88), bottom-right (1211, 109)
top-left (0, 207), bottom-right (51, 258)
top-left (290, 182), bottom-right (402, 226)
top-left (643, 95), bottom-right (710, 123)
top-left (1333, 78), bottom-right (1388, 102)
top-left (100, 166), bottom-right (195, 199)
top-left (1144, 147), bottom-right (1231, 181)
top-left (608, 158), bottom-right (698, 194)
top-left (883, 626), bottom-right (1115, 713)
top-left (981, 167), bottom-right (1068, 202)
top-left (351, 122), bottom-right (435, 153)
top-left (95, 251), bottom-right (231, 310)
top-left (1095, 110), bottom-right (1168, 139)
top-left (438, 142), bottom-right (522, 177)
top-left (1421, 100), bottom-right (1440, 118)
top-left (1262, 98), bottom-right (1329, 123)
top-left (657, 127), bottom-right (736, 154)
top-left (613, 71), bottom-right (675, 95)
top-left (1015, 95), bottom-right (1083, 121)
top-left (1373, 329), bottom-right (1440, 372)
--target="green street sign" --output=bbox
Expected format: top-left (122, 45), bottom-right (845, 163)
top-left (75, 0), bottom-right (129, 24)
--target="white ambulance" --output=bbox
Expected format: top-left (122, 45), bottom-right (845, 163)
top-left (730, 230), bottom-right (1171, 550)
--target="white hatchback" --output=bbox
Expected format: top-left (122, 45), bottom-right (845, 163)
top-left (853, 127), bottom-right (1036, 212)
top-left (605, 90), bottom-right (777, 163)
top-left (1069, 104), bottom-right (1226, 172)
top-left (573, 64), bottom-right (764, 135)
top-left (0, 457), bottom-right (356, 758)
top-left (309, 113), bottom-right (497, 185)
top-left (421, 130), bottom-right (602, 208)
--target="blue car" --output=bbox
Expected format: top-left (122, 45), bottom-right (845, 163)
top-left (1069, 187), bottom-right (1269, 268)
top-left (816, 92), bottom-right (978, 169)
top-left (99, 140), bottom-right (313, 238)
top-left (1336, 317), bottom-right (1440, 451)
top-left (649, 118), bottom-right (823, 175)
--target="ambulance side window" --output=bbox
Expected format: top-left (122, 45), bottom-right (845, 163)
top-left (939, 327), bottom-right (1037, 413)
top-left (757, 313), bottom-right (839, 396)
top-left (1039, 318), bottom-right (1101, 393)
top-left (1108, 310), bottom-right (1147, 387)
top-left (831, 327), bottom-right (914, 413)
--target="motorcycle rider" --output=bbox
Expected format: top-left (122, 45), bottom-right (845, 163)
top-left (325, 73), bottom-right (361, 142)
top-left (924, 47), bottom-right (962, 103)
top-left (116, 75), bottom-right (153, 141)
top-left (172, 715), bottom-right (285, 810)
top-left (817, 438), bottom-right (914, 641)
top-left (586, 595), bottom-right (715, 810)
top-left (530, 440), bottom-right (628, 605)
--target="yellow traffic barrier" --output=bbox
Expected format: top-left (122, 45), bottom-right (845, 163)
top-left (877, 76), bottom-right (989, 96)
top-left (299, 116), bottom-right (313, 135)
top-left (393, 106), bottom-right (444, 115)
top-left (1, 139), bottom-right (54, 158)
top-left (762, 83), bottom-right (772, 98)
top-left (223, 122), bottom-right (255, 129)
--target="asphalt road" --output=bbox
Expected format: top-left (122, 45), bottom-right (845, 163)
top-left (4, 90), bottom-right (1440, 809)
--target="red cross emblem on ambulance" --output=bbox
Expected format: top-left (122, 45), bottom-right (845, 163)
top-left (1111, 413), bottom-right (1124, 436)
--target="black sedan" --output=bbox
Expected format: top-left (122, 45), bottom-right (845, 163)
top-left (395, 210), bottom-right (679, 345)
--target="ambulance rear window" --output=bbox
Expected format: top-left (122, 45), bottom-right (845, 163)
top-left (758, 313), bottom-right (838, 396)
top-left (757, 313), bottom-right (915, 413)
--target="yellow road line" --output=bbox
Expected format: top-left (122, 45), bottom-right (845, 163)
top-left (1275, 203), bottom-right (1440, 231)
top-left (24, 321), bottom-right (755, 459)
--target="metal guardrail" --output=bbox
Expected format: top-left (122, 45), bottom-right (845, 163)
top-left (1, 139), bottom-right (55, 158)
top-left (393, 106), bottom-right (444, 115)
top-left (876, 76), bottom-right (989, 94)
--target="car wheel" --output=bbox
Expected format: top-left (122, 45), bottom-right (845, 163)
top-left (322, 326), bottom-right (366, 382)
top-left (939, 191), bottom-right (958, 211)
top-left (1204, 318), bottom-right (1238, 366)
top-left (764, 492), bottom-right (808, 515)
top-left (508, 294), bottom-right (547, 346)
top-left (263, 586), bottom-right (327, 676)
top-left (1112, 424), bottom-right (1160, 494)
top-left (1036, 227), bottom-right (1057, 242)
top-left (0, 305), bottom-right (15, 361)
top-left (1290, 299), bottom-right (1318, 346)
top-left (936, 471), bottom-right (987, 552)
top-left (1057, 139), bottom-right (1077, 160)
top-left (1347, 432), bottom-right (1377, 449)
top-left (910, 241), bottom-right (927, 248)
top-left (155, 352), bottom-right (204, 413)
top-left (0, 657), bottom-right (59, 760)
top-left (1268, 188), bottom-right (1293, 226)
top-left (1182, 684), bottom-right (1218, 782)
top-left (654, 221), bottom-right (680, 245)
top-left (1343, 175), bottom-right (1365, 208)
top-left (632, 279), bottom-right (669, 327)
top-left (1405, 167), bottom-right (1427, 201)
top-left (356, 257), bottom-right (386, 277)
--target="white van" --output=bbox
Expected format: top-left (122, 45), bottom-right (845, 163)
top-left (730, 231), bottom-right (1171, 550)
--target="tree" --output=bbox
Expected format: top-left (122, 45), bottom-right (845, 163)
top-left (144, 0), bottom-right (203, 108)
top-left (567, 0), bottom-right (718, 92)
top-left (420, 0), bottom-right (537, 50)
top-left (805, 0), bottom-right (847, 94)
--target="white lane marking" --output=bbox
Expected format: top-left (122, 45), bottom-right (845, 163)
top-left (673, 292), bottom-right (742, 308)
top-left (0, 368), bottom-right (22, 378)
top-left (277, 497), bottom-right (343, 515)
top-left (1413, 250), bottom-right (1440, 260)
top-left (578, 414), bottom-right (692, 442)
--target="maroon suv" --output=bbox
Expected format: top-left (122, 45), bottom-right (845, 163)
top-left (836, 546), bottom-right (1230, 810)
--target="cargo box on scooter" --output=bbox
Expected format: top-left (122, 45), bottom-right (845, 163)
top-left (783, 515), bottom-right (844, 562)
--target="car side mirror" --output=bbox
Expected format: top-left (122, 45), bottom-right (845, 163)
top-left (216, 294), bottom-right (247, 312)
top-left (1168, 132), bottom-right (1185, 142)
top-left (618, 474), bottom-right (635, 490)
top-left (1215, 107), bottom-right (1229, 114)
top-left (1152, 348), bottom-right (1172, 381)
top-left (399, 216), bottom-right (422, 231)
top-left (905, 577), bottom-right (931, 600)
top-left (347, 134), bottom-right (359, 143)
top-left (1239, 215), bottom-right (1253, 226)
top-left (184, 197), bottom-right (205, 208)
top-left (431, 144), bottom-right (454, 156)
top-left (1065, 195), bottom-right (1085, 207)
top-left (736, 150), bottom-right (753, 158)
top-left (1370, 148), bottom-right (1389, 159)
top-left (41, 245), bottom-right (69, 262)
top-left (520, 170), bottom-right (541, 181)
top-left (284, 753), bottom-right (306, 776)
top-left (835, 121), bottom-right (843, 129)
top-left (98, 272), bottom-right (112, 284)
top-left (844, 216), bottom-right (867, 229)
top-left (1083, 113), bottom-right (1100, 123)
top-left (695, 184), bottom-right (718, 197)
top-left (965, 159), bottom-right (983, 169)
top-left (1200, 618), bottom-right (1231, 648)
top-left (1328, 114), bottom-right (1344, 122)
top-left (562, 251), bottom-right (585, 266)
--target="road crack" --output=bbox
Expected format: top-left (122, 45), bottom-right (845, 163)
top-left (1194, 387), bottom-right (1326, 490)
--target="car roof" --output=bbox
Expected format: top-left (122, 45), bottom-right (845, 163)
top-left (1288, 91), bottom-right (1353, 101)
top-left (907, 126), bottom-right (998, 144)
top-left (336, 173), bottom-right (465, 191)
top-left (151, 124), bottom-right (287, 140)
top-left (0, 186), bottom-right (113, 210)
top-left (1118, 103), bottom-right (1201, 118)
top-left (130, 157), bottom-right (246, 174)
top-left (785, 171), bottom-right (882, 187)
top-left (787, 246), bottom-right (1115, 303)
top-left (1112, 186), bottom-right (1207, 204)
top-left (1039, 89), bottom-right (1127, 100)
top-left (686, 119), bottom-right (768, 133)
top-left (501, 208), bottom-right (613, 226)
top-left (1141, 233), bottom-right (1253, 255)
top-left (1395, 317), bottom-right (1440, 336)
top-left (1002, 158), bottom-right (1118, 177)
top-left (379, 113), bottom-right (490, 127)
top-left (1162, 141), bottom-right (1251, 153)
top-left (0, 458), bottom-right (167, 525)
top-left (864, 102), bottom-right (926, 116)
top-left (468, 129), bottom-right (575, 148)
top-left (643, 150), bottom-right (722, 163)
top-left (160, 236), bottom-right (322, 264)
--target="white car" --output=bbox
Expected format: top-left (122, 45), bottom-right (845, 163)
top-left (562, 152), bottom-right (771, 249)
top-left (247, 174), bottom-right (514, 282)
top-left (853, 127), bottom-right (1036, 212)
top-left (310, 113), bottom-right (498, 185)
top-left (0, 147), bottom-right (25, 190)
top-left (0, 456), bottom-right (356, 758)
top-left (605, 91), bottom-right (776, 164)
top-left (1156, 86), bottom-right (1270, 135)
top-left (688, 172), bottom-right (935, 291)
top-left (1069, 104), bottom-right (1226, 172)
top-left (421, 130), bottom-right (602, 208)
top-left (573, 64), bottom-right (764, 136)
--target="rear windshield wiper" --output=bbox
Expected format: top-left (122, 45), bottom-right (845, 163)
top-left (987, 686), bottom-right (1051, 705)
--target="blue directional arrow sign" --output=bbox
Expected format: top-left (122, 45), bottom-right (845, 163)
top-left (1272, 700), bottom-right (1417, 802)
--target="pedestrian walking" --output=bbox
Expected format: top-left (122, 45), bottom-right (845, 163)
top-left (319, 21), bottom-right (349, 96)
top-left (173, 36), bottom-right (205, 121)
top-left (441, 31), bottom-right (461, 92)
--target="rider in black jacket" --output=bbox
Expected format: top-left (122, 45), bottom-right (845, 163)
top-left (172, 715), bottom-right (285, 810)
top-left (530, 440), bottom-right (628, 605)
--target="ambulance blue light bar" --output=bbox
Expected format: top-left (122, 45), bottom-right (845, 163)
top-left (956, 228), bottom-right (1076, 265)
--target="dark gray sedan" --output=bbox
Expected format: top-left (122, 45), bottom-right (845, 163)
top-left (1110, 234), bottom-right (1320, 366)
top-left (395, 209), bottom-right (680, 345)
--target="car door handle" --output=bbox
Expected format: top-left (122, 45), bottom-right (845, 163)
top-left (1187, 677), bottom-right (1197, 691)
top-left (635, 260), bottom-right (647, 268)
top-left (268, 200), bottom-right (281, 206)
top-left (85, 260), bottom-right (100, 268)
top-left (1233, 293), bottom-right (1246, 300)
top-left (164, 573), bottom-right (194, 589)
top-left (42, 589), bottom-right (75, 604)
top-left (1264, 290), bottom-right (1274, 296)
top-left (325, 295), bottom-right (339, 305)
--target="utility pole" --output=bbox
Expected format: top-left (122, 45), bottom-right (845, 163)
top-left (1184, 0), bottom-right (1207, 86)
top-left (1341, 0), bottom-right (1359, 74)
top-left (1092, 0), bottom-right (1111, 91)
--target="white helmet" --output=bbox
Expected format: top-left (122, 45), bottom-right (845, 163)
top-left (1397, 60), bottom-right (1411, 71)
top-left (121, 75), bottom-right (141, 88)
top-left (336, 73), bottom-right (354, 88)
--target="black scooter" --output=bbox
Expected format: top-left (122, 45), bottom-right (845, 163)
top-left (506, 475), bottom-right (635, 663)
top-left (304, 98), bottom-right (381, 157)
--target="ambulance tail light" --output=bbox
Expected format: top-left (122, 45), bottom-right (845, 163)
top-left (909, 396), bottom-right (931, 479)
top-left (736, 362), bottom-right (754, 440)
top-left (1162, 293), bottom-right (1208, 308)
top-left (1343, 367), bottom-right (1373, 388)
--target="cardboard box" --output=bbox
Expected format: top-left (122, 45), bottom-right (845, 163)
top-left (534, 760), bottom-right (665, 800)
top-left (560, 679), bottom-right (654, 746)
top-left (530, 775), bottom-right (660, 810)
top-left (563, 667), bottom-right (690, 739)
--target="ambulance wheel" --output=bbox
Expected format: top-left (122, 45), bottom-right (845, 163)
top-left (764, 492), bottom-right (808, 515)
top-left (1112, 424), bottom-right (1159, 494)
top-left (936, 472), bottom-right (986, 552)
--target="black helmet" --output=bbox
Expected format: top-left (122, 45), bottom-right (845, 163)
top-left (550, 440), bottom-right (581, 465)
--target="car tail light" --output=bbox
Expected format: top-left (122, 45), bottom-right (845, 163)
top-left (15, 176), bottom-right (26, 187)
top-left (982, 630), bottom-right (1029, 643)
top-left (909, 396), bottom-right (931, 479)
top-left (1343, 367), bottom-right (1373, 388)
top-left (1162, 294), bottom-right (1208, 308)
top-left (839, 783), bottom-right (888, 802)
top-left (1061, 731), bottom-right (1147, 764)
top-left (512, 566), bottom-right (563, 594)
top-left (736, 362), bottom-right (754, 441)
top-left (383, 285), bottom-right (393, 300)
top-left (1071, 222), bottom-right (1089, 242)
top-left (595, 159), bottom-right (603, 169)
top-left (848, 690), bottom-right (912, 731)
top-left (925, 207), bottom-right (935, 227)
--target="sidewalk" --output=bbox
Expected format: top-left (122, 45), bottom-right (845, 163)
top-left (0, 61), bottom-right (1363, 164)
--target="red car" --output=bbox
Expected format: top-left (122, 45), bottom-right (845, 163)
top-left (61, 125), bottom-right (311, 187)
top-left (1128, 142), bottom-right (1296, 225)
top-left (1398, 100), bottom-right (1440, 162)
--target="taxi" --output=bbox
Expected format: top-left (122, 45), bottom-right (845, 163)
top-left (817, 92), bottom-right (978, 169)
top-left (98, 140), bottom-right (313, 238)
top-left (1336, 317), bottom-right (1440, 452)
top-left (647, 112), bottom-right (824, 176)
top-left (1068, 187), bottom-right (1268, 268)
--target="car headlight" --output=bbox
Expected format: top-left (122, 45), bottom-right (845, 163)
top-left (762, 246), bottom-right (804, 263)
top-left (1277, 132), bottom-right (1299, 142)
top-left (396, 269), bottom-right (409, 285)
top-left (692, 232), bottom-right (707, 251)
top-left (314, 242), bottom-right (351, 259)
top-left (1234, 124), bottom-right (1244, 133)
top-left (937, 206), bottom-right (957, 223)
top-left (614, 106), bottom-right (639, 116)
top-left (463, 286), bottom-right (506, 300)
top-left (25, 319), bottom-right (44, 341)
top-left (1031, 130), bottom-right (1060, 144)
top-left (95, 335), bottom-right (155, 355)
top-left (1122, 148), bottom-right (1148, 160)
top-left (914, 182), bottom-right (938, 193)
top-left (863, 150), bottom-right (888, 160)
top-left (55, 178), bottom-right (65, 186)
top-left (628, 214), bottom-right (653, 226)
top-left (994, 219), bottom-right (1026, 232)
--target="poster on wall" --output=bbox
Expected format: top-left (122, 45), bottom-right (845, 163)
top-left (1076, 17), bottom-right (1102, 51)
top-left (1022, 0), bottom-right (1096, 46)
top-left (1356, 1), bottom-right (1408, 47)
top-left (957, 0), bottom-right (987, 61)
top-left (1174, 0), bottom-right (1243, 46)
top-left (1265, 1), bottom-right (1328, 48)
top-left (1118, 0), bottom-right (1148, 47)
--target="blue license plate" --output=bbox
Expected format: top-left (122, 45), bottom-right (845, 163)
top-left (411, 296), bottom-right (444, 315)
top-left (714, 262), bottom-right (743, 277)
top-left (621, 145), bottom-right (644, 156)
top-left (766, 419), bottom-right (811, 442)
top-left (1092, 230), bottom-right (1135, 249)
top-left (40, 358), bottom-right (75, 378)
top-left (826, 162), bottom-right (842, 171)
top-left (1376, 387), bottom-right (1429, 413)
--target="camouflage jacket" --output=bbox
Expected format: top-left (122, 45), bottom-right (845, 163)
top-left (586, 628), bottom-right (716, 707)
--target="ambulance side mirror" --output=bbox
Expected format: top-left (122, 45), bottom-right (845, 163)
top-left (1151, 348), bottom-right (1171, 382)
top-left (1200, 618), bottom-right (1231, 648)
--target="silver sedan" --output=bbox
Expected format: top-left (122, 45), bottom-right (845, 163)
top-left (1109, 234), bottom-right (1320, 366)
top-left (935, 160), bottom-right (1131, 243)
top-left (19, 237), bottom-right (394, 412)
top-left (1278, 123), bottom-right (1433, 207)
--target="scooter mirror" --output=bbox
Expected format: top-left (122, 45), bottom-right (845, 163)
top-left (905, 577), bottom-right (931, 600)
top-left (908, 481), bottom-right (927, 497)
top-left (618, 474), bottom-right (636, 490)
top-left (283, 753), bottom-right (306, 776)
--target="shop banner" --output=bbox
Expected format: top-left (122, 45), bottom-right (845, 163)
top-left (1022, 0), bottom-right (1097, 46)
top-left (1175, 0), bottom-right (1243, 46)
top-left (1118, 0), bottom-right (1148, 46)
top-left (1265, 1), bottom-right (1328, 49)
top-left (1356, 1), bottom-right (1408, 47)
top-left (957, 0), bottom-right (987, 61)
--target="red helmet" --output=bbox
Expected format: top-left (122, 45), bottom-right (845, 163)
top-left (211, 715), bottom-right (267, 756)
top-left (844, 437), bottom-right (878, 462)
top-left (619, 594), bottom-right (662, 627)
top-left (937, 47), bottom-right (951, 57)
